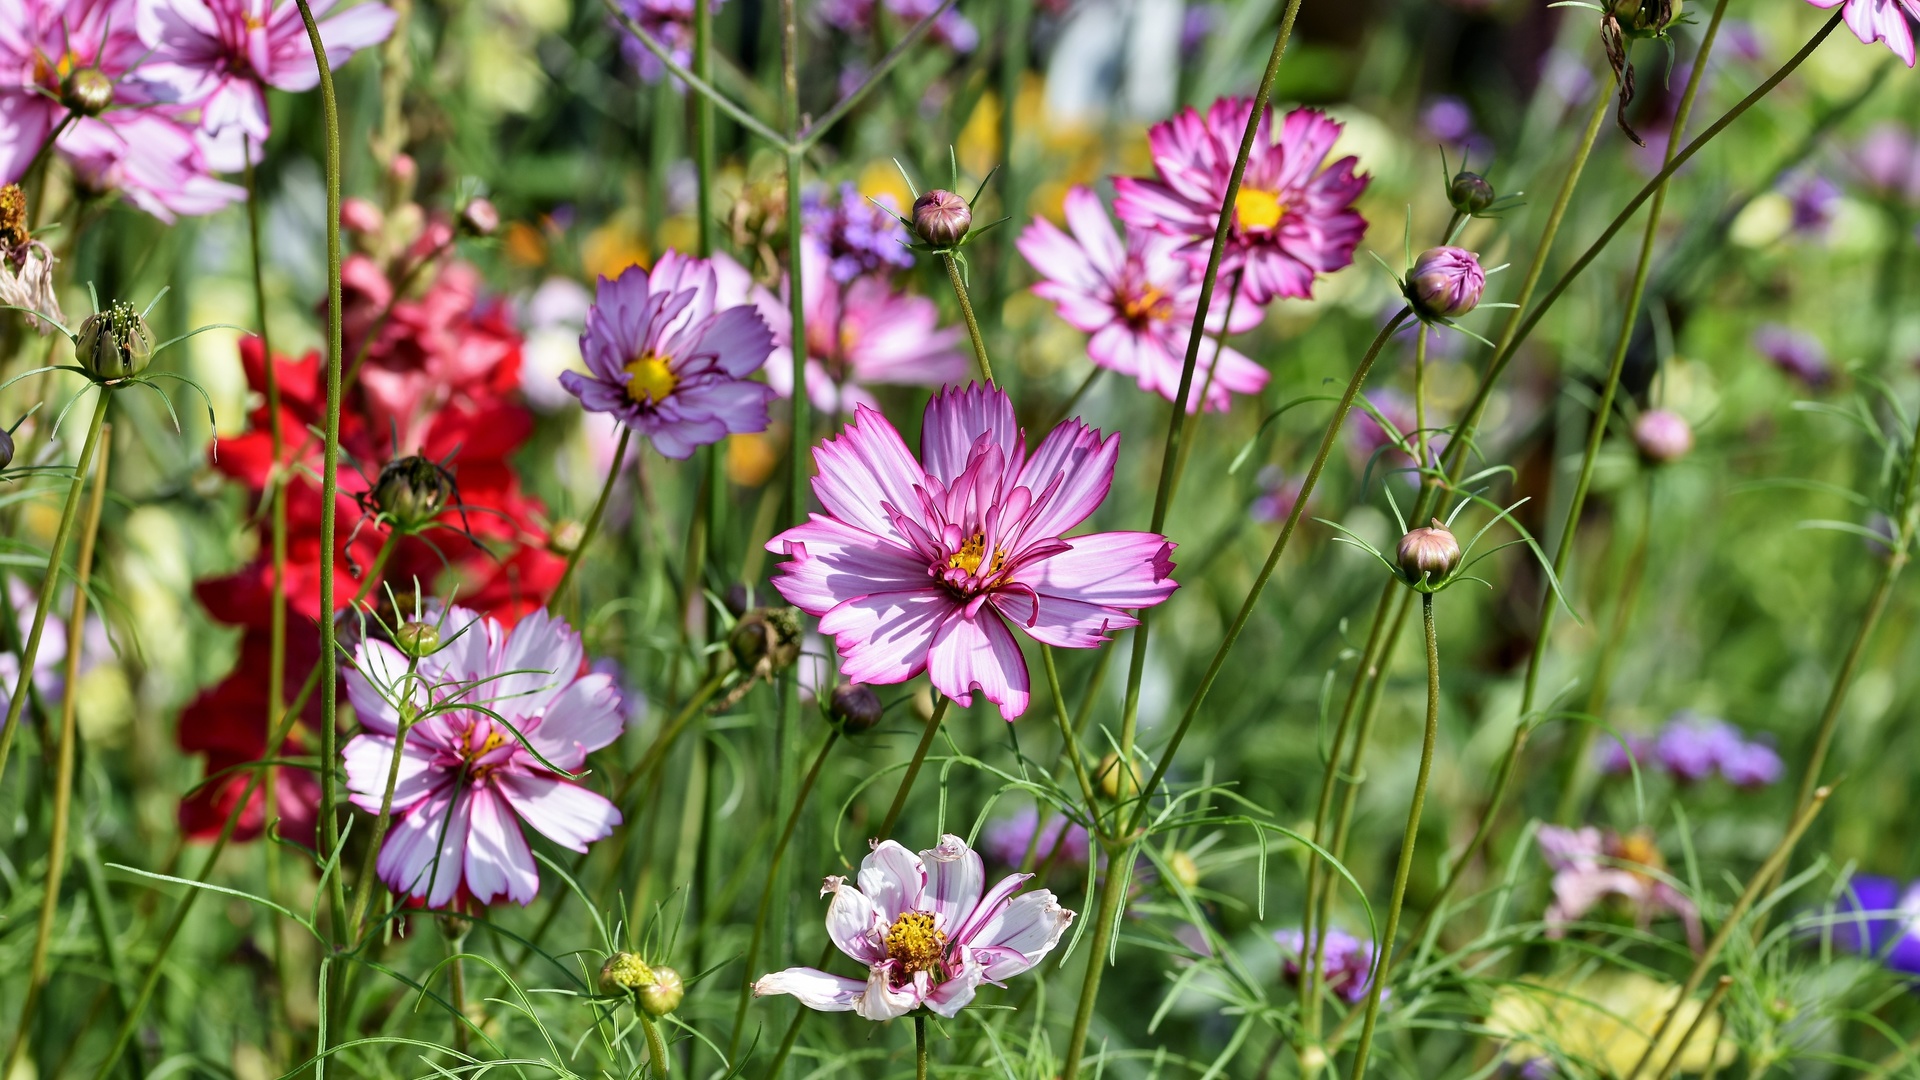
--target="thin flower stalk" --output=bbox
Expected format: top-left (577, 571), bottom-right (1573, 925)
top-left (915, 1013), bottom-right (929, 1080)
top-left (940, 253), bottom-right (993, 383)
top-left (4, 425), bottom-right (110, 1076)
top-left (1619, 787), bottom-right (1831, 1080)
top-left (0, 391), bottom-right (109, 783)
top-left (640, 1009), bottom-right (671, 1076)
top-left (1344, 590), bottom-right (1441, 1080)
top-left (552, 427), bottom-right (633, 606)
top-left (343, 649), bottom-right (423, 944)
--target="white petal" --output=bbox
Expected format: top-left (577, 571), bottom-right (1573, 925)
top-left (969, 891), bottom-right (1075, 980)
top-left (858, 840), bottom-right (927, 923)
top-left (822, 876), bottom-right (887, 964)
top-left (753, 967), bottom-right (866, 1012)
top-left (920, 833), bottom-right (984, 933)
top-left (853, 962), bottom-right (922, 1021)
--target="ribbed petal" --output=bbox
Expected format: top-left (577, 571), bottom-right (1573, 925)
top-left (926, 606), bottom-right (1030, 720)
top-left (753, 967), bottom-right (867, 1012)
top-left (493, 771), bottom-right (622, 853)
top-left (817, 589), bottom-right (951, 686)
top-left (921, 384), bottom-right (1019, 488)
top-left (822, 875), bottom-right (888, 964)
top-left (463, 785), bottom-right (540, 905)
top-left (857, 840), bottom-right (927, 924)
top-left (920, 834), bottom-right (984, 931)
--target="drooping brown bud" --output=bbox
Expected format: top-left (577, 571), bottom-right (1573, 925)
top-left (372, 456), bottom-right (451, 529)
top-left (75, 300), bottom-right (154, 381)
top-left (911, 189), bottom-right (972, 247)
top-left (1396, 519), bottom-right (1462, 583)
top-left (828, 682), bottom-right (883, 733)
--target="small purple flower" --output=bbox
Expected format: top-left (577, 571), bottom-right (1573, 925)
top-left (1833, 874), bottom-right (1920, 975)
top-left (1653, 712), bottom-right (1744, 784)
top-left (1851, 123), bottom-right (1920, 204)
top-left (802, 182), bottom-right (916, 284)
top-left (560, 252), bottom-right (777, 459)
top-left (1595, 733), bottom-right (1652, 775)
top-left (1179, 4), bottom-right (1219, 57)
top-left (816, 0), bottom-right (977, 52)
top-left (614, 0), bottom-right (727, 84)
top-left (1753, 324), bottom-right (1832, 388)
top-left (1719, 19), bottom-right (1767, 63)
top-left (1719, 737), bottom-right (1783, 788)
top-left (1275, 927), bottom-right (1379, 1004)
top-left (982, 806), bottom-right (1090, 871)
top-left (1421, 96), bottom-right (1476, 143)
top-left (1783, 173), bottom-right (1841, 236)
top-left (1250, 465), bottom-right (1304, 525)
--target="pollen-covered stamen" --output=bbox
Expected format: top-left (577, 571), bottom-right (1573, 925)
top-left (1120, 284), bottom-right (1173, 328)
top-left (1233, 188), bottom-right (1286, 232)
top-left (624, 352), bottom-right (678, 404)
top-left (884, 911), bottom-right (947, 977)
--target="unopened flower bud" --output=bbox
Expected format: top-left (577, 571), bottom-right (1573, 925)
top-left (372, 455), bottom-right (451, 529)
top-left (75, 300), bottom-right (154, 381)
top-left (60, 67), bottom-right (114, 117)
top-left (1095, 751), bottom-right (1141, 801)
top-left (729, 607), bottom-right (801, 676)
top-left (1407, 246), bottom-right (1485, 321)
top-left (1610, 0), bottom-right (1680, 36)
top-left (1632, 409), bottom-right (1693, 464)
top-left (1396, 518), bottom-right (1462, 583)
top-left (341, 197), bottom-right (384, 235)
top-left (0, 426), bottom-right (13, 472)
top-left (1447, 171), bottom-right (1495, 215)
top-left (639, 966), bottom-right (684, 1016)
top-left (911, 189), bottom-right (971, 247)
top-left (550, 519), bottom-right (585, 555)
top-left (395, 621), bottom-right (441, 658)
top-left (1168, 850), bottom-right (1201, 891)
top-left (600, 952), bottom-right (654, 993)
top-left (828, 682), bottom-right (883, 733)
top-left (723, 583), bottom-right (753, 617)
top-left (461, 197), bottom-right (500, 237)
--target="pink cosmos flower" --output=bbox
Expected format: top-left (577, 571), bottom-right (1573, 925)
top-left (341, 607), bottom-right (626, 908)
top-left (560, 251), bottom-right (778, 460)
top-left (1536, 826), bottom-right (1702, 951)
top-left (1407, 245), bottom-right (1485, 321)
top-left (1807, 0), bottom-right (1920, 67)
top-left (757, 237), bottom-right (968, 416)
top-left (1018, 186), bottom-right (1268, 412)
top-left (137, 0), bottom-right (397, 171)
top-left (765, 383), bottom-right (1178, 720)
top-left (753, 834), bottom-right (1074, 1018)
top-left (1114, 100), bottom-right (1368, 304)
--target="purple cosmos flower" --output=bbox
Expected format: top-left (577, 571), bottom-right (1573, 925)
top-left (1783, 173), bottom-right (1841, 236)
top-left (1275, 927), bottom-right (1379, 1004)
top-left (1653, 712), bottom-right (1745, 783)
top-left (816, 0), bottom-right (977, 52)
top-left (1753, 324), bottom-right (1831, 387)
top-left (1114, 100), bottom-right (1368, 304)
top-left (341, 607), bottom-right (626, 907)
top-left (1250, 465), bottom-right (1304, 525)
top-left (802, 182), bottom-right (916, 284)
top-left (1718, 737), bottom-right (1783, 788)
top-left (982, 805), bottom-right (1090, 870)
top-left (561, 251), bottom-right (777, 459)
top-left (1537, 826), bottom-right (1702, 950)
top-left (1834, 875), bottom-right (1920, 975)
top-left (755, 237), bottom-right (967, 415)
top-left (1595, 733), bottom-right (1653, 775)
top-left (1853, 124), bottom-right (1920, 204)
top-left (765, 383), bottom-right (1179, 720)
top-left (1806, 0), bottom-right (1920, 67)
top-left (1408, 245), bottom-right (1485, 321)
top-left (753, 834), bottom-right (1074, 1018)
top-left (613, 0), bottom-right (727, 83)
top-left (1019, 186), bottom-right (1268, 412)
top-left (137, 0), bottom-right (396, 171)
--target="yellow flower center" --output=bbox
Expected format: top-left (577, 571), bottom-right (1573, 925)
top-left (1121, 285), bottom-right (1173, 327)
top-left (884, 911), bottom-right (946, 976)
top-left (1234, 188), bottom-right (1286, 232)
top-left (946, 533), bottom-right (1006, 577)
top-left (625, 353), bottom-right (678, 404)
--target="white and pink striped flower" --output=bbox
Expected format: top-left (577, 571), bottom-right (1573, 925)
top-left (341, 607), bottom-right (625, 908)
top-left (765, 383), bottom-right (1178, 720)
top-left (753, 834), bottom-right (1074, 1019)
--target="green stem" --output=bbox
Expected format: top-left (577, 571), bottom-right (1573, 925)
top-left (641, 1009), bottom-right (671, 1076)
top-left (1411, 324), bottom-right (1428, 474)
top-left (553, 426), bottom-right (633, 606)
top-left (728, 730), bottom-right (839, 1062)
top-left (1060, 834), bottom-right (1130, 1080)
top-left (343, 654), bottom-right (423, 944)
top-left (1043, 647), bottom-right (1101, 814)
top-left (693, 0), bottom-right (715, 256)
top-left (914, 1012), bottom-right (929, 1080)
top-left (940, 253), bottom-right (993, 385)
top-left (0, 390), bottom-right (108, 783)
top-left (449, 929), bottom-right (469, 1055)
top-left (4, 422), bottom-right (109, 1076)
top-left (1345, 591), bottom-right (1440, 1080)
top-left (1620, 788), bottom-right (1830, 1080)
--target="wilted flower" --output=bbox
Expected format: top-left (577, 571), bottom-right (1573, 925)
top-left (1487, 971), bottom-right (1734, 1076)
top-left (911, 189), bottom-right (972, 247)
top-left (1632, 409), bottom-right (1693, 464)
top-left (1806, 0), bottom-right (1920, 67)
top-left (1536, 826), bottom-right (1702, 949)
top-left (0, 185), bottom-right (63, 334)
top-left (341, 607), bottom-right (626, 906)
top-left (1114, 100), bottom-right (1368, 304)
top-left (765, 384), bottom-right (1178, 720)
top-left (1753, 324), bottom-right (1831, 387)
top-left (561, 252), bottom-right (777, 459)
top-left (753, 834), bottom-right (1074, 1018)
top-left (802, 182), bottom-right (916, 284)
top-left (1275, 927), bottom-right (1380, 1005)
top-left (1407, 246), bottom-right (1485, 321)
top-left (1018, 186), bottom-right (1268, 412)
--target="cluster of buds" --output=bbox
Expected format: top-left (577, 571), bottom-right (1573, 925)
top-left (599, 953), bottom-right (684, 1017)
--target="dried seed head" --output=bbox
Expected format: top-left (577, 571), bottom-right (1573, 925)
top-left (75, 300), bottom-right (154, 381)
top-left (828, 682), bottom-right (884, 733)
top-left (0, 184), bottom-right (27, 251)
top-left (638, 966), bottom-right (684, 1016)
top-left (911, 189), bottom-right (972, 247)
top-left (1632, 409), bottom-right (1693, 465)
top-left (372, 456), bottom-right (451, 529)
top-left (1396, 518), bottom-right (1462, 583)
top-left (1447, 171), bottom-right (1495, 215)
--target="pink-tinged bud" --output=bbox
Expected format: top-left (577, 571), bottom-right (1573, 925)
top-left (1632, 409), bottom-right (1693, 464)
top-left (1408, 246), bottom-right (1485, 321)
top-left (1396, 518), bottom-right (1462, 582)
top-left (390, 153), bottom-right (418, 188)
top-left (341, 198), bottom-right (385, 235)
top-left (911, 189), bottom-right (972, 247)
top-left (59, 68), bottom-right (113, 117)
top-left (638, 966), bottom-right (684, 1016)
top-left (461, 197), bottom-right (500, 237)
top-left (1447, 171), bottom-right (1495, 215)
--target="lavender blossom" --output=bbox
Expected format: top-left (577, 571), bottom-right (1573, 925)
top-left (1753, 324), bottom-right (1832, 387)
top-left (1275, 927), bottom-right (1379, 1004)
top-left (801, 182), bottom-right (916, 284)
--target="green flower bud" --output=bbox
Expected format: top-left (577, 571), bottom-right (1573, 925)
top-left (395, 621), bottom-right (441, 658)
top-left (1447, 171), bottom-right (1495, 215)
top-left (638, 966), bottom-right (683, 1016)
top-left (828, 682), bottom-right (883, 733)
top-left (1095, 751), bottom-right (1140, 801)
top-left (60, 67), bottom-right (114, 117)
top-left (1396, 519), bottom-right (1462, 583)
top-left (1168, 850), bottom-right (1201, 891)
top-left (372, 456), bottom-right (451, 530)
top-left (75, 300), bottom-right (154, 381)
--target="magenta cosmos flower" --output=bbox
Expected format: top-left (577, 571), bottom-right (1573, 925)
top-left (561, 251), bottom-right (777, 460)
top-left (1114, 100), bottom-right (1368, 304)
top-left (1018, 186), bottom-right (1268, 412)
top-left (756, 237), bottom-right (968, 415)
top-left (1536, 826), bottom-right (1701, 950)
top-left (1407, 245), bottom-right (1485, 321)
top-left (766, 383), bottom-right (1179, 720)
top-left (753, 834), bottom-right (1074, 1019)
top-left (1807, 0), bottom-right (1920, 66)
top-left (137, 0), bottom-right (397, 171)
top-left (342, 607), bottom-right (626, 907)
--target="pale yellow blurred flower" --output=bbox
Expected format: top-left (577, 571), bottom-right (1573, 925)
top-left (1486, 971), bottom-right (1735, 1077)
